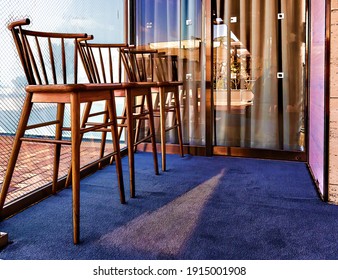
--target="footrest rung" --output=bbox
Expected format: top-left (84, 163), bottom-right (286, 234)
top-left (20, 137), bottom-right (71, 145)
top-left (88, 110), bottom-right (108, 118)
top-left (165, 124), bottom-right (179, 132)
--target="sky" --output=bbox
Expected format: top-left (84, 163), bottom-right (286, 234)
top-left (0, 0), bottom-right (125, 88)
top-left (0, 0), bottom-right (125, 135)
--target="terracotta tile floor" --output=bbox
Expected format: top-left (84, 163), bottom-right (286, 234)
top-left (0, 135), bottom-right (124, 205)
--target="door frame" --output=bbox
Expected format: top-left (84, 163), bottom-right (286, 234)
top-left (207, 0), bottom-right (308, 162)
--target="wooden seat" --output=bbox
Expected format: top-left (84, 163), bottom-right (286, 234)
top-left (121, 48), bottom-right (184, 171)
top-left (0, 19), bottom-right (125, 244)
top-left (77, 40), bottom-right (159, 198)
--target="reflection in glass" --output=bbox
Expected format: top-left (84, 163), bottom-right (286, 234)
top-left (136, 0), bottom-right (205, 145)
top-left (213, 0), bottom-right (306, 151)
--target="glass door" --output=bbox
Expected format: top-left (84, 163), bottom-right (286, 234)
top-left (213, 0), bottom-right (307, 154)
top-left (135, 0), bottom-right (205, 147)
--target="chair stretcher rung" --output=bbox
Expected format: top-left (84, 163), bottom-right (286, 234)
top-left (134, 135), bottom-right (153, 146)
top-left (153, 107), bottom-right (176, 112)
top-left (165, 124), bottom-right (179, 132)
top-left (84, 123), bottom-right (127, 132)
top-left (85, 122), bottom-right (103, 126)
top-left (20, 137), bottom-right (71, 145)
top-left (80, 121), bottom-right (116, 134)
top-left (26, 120), bottom-right (60, 130)
top-left (161, 105), bottom-right (176, 110)
top-left (88, 110), bottom-right (108, 117)
top-left (61, 122), bottom-right (116, 133)
top-left (93, 128), bottom-right (114, 132)
top-left (135, 117), bottom-right (149, 121)
top-left (133, 113), bottom-right (149, 119)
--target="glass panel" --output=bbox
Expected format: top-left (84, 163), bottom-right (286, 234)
top-left (213, 0), bottom-right (306, 151)
top-left (0, 0), bottom-right (126, 204)
top-left (136, 0), bottom-right (205, 145)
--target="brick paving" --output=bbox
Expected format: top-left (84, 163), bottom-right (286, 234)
top-left (0, 135), bottom-right (124, 205)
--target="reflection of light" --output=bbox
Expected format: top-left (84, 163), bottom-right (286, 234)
top-left (214, 24), bottom-right (239, 42)
top-left (99, 169), bottom-right (226, 256)
top-left (146, 22), bottom-right (153, 29)
top-left (149, 39), bottom-right (200, 50)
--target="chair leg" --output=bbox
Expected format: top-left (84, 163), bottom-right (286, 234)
top-left (125, 89), bottom-right (135, 198)
top-left (65, 101), bottom-right (94, 187)
top-left (52, 103), bottom-right (65, 194)
top-left (146, 91), bottom-right (159, 176)
top-left (134, 95), bottom-right (146, 152)
top-left (107, 92), bottom-right (125, 204)
top-left (111, 103), bottom-right (127, 166)
top-left (98, 102), bottom-right (109, 169)
top-left (118, 102), bottom-right (127, 141)
top-left (0, 93), bottom-right (33, 211)
top-left (70, 94), bottom-right (81, 244)
top-left (159, 88), bottom-right (166, 171)
top-left (173, 88), bottom-right (184, 157)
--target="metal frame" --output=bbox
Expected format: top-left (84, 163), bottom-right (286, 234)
top-left (323, 0), bottom-right (331, 201)
top-left (205, 0), bottom-right (213, 156)
top-left (208, 0), bottom-right (308, 162)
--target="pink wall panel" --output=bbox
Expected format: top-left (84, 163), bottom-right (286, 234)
top-left (308, 0), bottom-right (326, 197)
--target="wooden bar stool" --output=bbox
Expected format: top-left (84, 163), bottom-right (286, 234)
top-left (121, 49), bottom-right (184, 171)
top-left (152, 53), bottom-right (184, 171)
top-left (0, 19), bottom-right (125, 244)
top-left (77, 40), bottom-right (159, 198)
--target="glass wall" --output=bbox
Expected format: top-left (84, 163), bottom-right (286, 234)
top-left (213, 0), bottom-right (307, 152)
top-left (136, 0), bottom-right (205, 145)
top-left (0, 0), bottom-right (126, 205)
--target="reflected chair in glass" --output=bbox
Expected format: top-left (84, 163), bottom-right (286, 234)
top-left (121, 48), bottom-right (184, 171)
top-left (77, 40), bottom-right (159, 198)
top-left (0, 19), bottom-right (125, 244)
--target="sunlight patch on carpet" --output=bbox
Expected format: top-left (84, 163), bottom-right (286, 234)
top-left (98, 169), bottom-right (226, 256)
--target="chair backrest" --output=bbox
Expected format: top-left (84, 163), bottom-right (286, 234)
top-left (8, 18), bottom-right (88, 85)
top-left (77, 39), bottom-right (126, 84)
top-left (153, 54), bottom-right (179, 82)
top-left (120, 48), bottom-right (158, 82)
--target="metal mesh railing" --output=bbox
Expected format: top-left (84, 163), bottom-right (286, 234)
top-left (0, 0), bottom-right (126, 205)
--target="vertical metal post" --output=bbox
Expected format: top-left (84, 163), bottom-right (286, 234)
top-left (323, 0), bottom-right (331, 201)
top-left (205, 0), bottom-right (214, 156)
top-left (226, 1), bottom-right (231, 110)
top-left (128, 0), bottom-right (136, 45)
top-left (277, 0), bottom-right (284, 150)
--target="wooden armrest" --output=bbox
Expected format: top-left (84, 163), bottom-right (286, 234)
top-left (8, 18), bottom-right (30, 30)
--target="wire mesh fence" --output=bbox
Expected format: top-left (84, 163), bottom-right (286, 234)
top-left (0, 0), bottom-right (126, 205)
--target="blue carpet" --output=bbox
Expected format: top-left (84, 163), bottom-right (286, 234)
top-left (1, 153), bottom-right (338, 260)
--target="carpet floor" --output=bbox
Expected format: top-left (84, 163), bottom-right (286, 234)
top-left (1, 152), bottom-right (338, 260)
